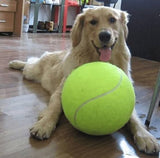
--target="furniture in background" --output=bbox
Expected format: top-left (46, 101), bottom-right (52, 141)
top-left (81, 0), bottom-right (118, 11)
top-left (0, 0), bottom-right (24, 36)
top-left (145, 70), bottom-right (160, 126)
top-left (31, 0), bottom-right (40, 33)
top-left (121, 0), bottom-right (160, 62)
top-left (58, 0), bottom-right (118, 33)
top-left (58, 0), bottom-right (81, 33)
top-left (29, 0), bottom-right (119, 33)
top-left (51, 4), bottom-right (60, 31)
top-left (30, 0), bottom-right (60, 33)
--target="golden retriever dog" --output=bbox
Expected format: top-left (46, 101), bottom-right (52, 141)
top-left (9, 7), bottom-right (159, 154)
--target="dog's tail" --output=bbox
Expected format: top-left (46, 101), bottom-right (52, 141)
top-left (9, 60), bottom-right (26, 70)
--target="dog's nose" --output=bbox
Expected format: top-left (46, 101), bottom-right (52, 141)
top-left (99, 31), bottom-right (111, 43)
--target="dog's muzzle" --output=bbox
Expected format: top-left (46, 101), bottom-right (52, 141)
top-left (92, 37), bottom-right (117, 62)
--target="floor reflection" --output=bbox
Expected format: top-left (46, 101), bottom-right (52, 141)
top-left (112, 132), bottom-right (139, 158)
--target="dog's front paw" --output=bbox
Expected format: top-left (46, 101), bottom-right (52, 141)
top-left (30, 119), bottom-right (56, 140)
top-left (134, 129), bottom-right (160, 154)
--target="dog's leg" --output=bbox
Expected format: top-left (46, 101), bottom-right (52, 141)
top-left (115, 55), bottom-right (160, 153)
top-left (30, 79), bottom-right (64, 140)
top-left (22, 57), bottom-right (42, 82)
top-left (9, 57), bottom-right (41, 82)
top-left (129, 109), bottom-right (160, 154)
top-left (9, 60), bottom-right (26, 70)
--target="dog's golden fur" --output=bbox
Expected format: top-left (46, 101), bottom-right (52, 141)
top-left (9, 7), bottom-right (159, 154)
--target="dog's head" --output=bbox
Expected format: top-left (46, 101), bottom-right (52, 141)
top-left (71, 7), bottom-right (129, 62)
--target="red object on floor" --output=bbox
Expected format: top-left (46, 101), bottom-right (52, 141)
top-left (63, 0), bottom-right (81, 33)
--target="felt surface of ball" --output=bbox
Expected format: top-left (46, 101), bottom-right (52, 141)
top-left (61, 62), bottom-right (135, 135)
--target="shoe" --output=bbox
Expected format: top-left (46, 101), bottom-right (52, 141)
top-left (45, 21), bottom-right (54, 31)
top-left (37, 21), bottom-right (45, 30)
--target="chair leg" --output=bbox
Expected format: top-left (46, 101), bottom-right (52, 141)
top-left (54, 6), bottom-right (59, 27)
top-left (58, 5), bottom-right (64, 33)
top-left (33, 1), bottom-right (40, 33)
top-left (63, 5), bottom-right (68, 33)
top-left (145, 70), bottom-right (160, 126)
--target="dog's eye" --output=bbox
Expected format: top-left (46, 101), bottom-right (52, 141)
top-left (109, 17), bottom-right (116, 23)
top-left (90, 20), bottom-right (97, 25)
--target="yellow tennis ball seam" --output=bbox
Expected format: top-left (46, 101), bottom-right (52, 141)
top-left (73, 69), bottom-right (123, 125)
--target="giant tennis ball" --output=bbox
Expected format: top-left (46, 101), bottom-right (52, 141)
top-left (61, 62), bottom-right (135, 135)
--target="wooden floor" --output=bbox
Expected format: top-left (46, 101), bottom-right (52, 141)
top-left (0, 33), bottom-right (160, 158)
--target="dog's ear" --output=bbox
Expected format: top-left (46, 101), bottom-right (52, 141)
top-left (120, 11), bottom-right (129, 40)
top-left (71, 13), bottom-right (85, 47)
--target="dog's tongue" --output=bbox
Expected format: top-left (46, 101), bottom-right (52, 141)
top-left (99, 47), bottom-right (111, 62)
